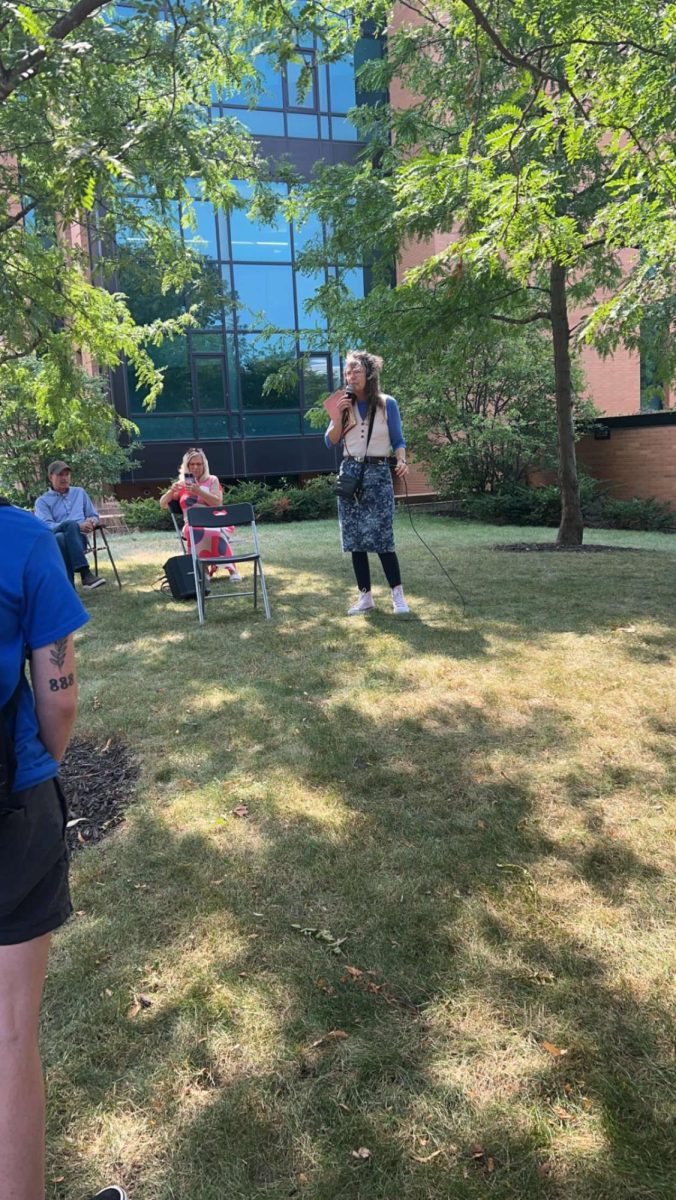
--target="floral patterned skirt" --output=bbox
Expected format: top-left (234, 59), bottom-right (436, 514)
top-left (338, 459), bottom-right (395, 553)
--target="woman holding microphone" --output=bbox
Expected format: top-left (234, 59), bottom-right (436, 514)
top-left (325, 351), bottom-right (410, 615)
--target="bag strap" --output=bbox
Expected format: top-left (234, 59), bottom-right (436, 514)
top-left (343, 401), bottom-right (377, 460)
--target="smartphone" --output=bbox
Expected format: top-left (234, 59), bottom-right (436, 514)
top-left (184, 472), bottom-right (195, 484)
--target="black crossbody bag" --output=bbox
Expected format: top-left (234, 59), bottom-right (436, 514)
top-left (334, 406), bottom-right (377, 503)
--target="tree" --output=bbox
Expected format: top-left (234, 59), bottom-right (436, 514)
top-left (299, 1), bottom-right (675, 543)
top-left (0, 1), bottom-right (356, 409)
top-left (0, 355), bottom-right (139, 503)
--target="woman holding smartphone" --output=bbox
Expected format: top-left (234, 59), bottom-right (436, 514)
top-left (159, 448), bottom-right (240, 580)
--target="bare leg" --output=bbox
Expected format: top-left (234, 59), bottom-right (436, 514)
top-left (0, 933), bottom-right (51, 1200)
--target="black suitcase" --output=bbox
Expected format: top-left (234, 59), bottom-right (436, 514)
top-left (162, 555), bottom-right (210, 601)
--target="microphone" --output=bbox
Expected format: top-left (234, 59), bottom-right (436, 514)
top-left (344, 386), bottom-right (356, 400)
top-left (342, 386), bottom-right (356, 429)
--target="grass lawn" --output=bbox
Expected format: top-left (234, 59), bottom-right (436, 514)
top-left (44, 517), bottom-right (675, 1200)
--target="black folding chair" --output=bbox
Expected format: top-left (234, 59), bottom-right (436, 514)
top-left (186, 503), bottom-right (271, 623)
top-left (89, 523), bottom-right (122, 589)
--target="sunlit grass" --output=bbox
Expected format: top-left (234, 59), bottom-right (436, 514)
top-left (43, 518), bottom-right (675, 1199)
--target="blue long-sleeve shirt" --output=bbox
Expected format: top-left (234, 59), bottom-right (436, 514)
top-left (34, 486), bottom-right (99, 531)
top-left (324, 396), bottom-right (406, 451)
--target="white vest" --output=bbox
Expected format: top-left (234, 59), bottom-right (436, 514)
top-left (343, 401), bottom-right (392, 458)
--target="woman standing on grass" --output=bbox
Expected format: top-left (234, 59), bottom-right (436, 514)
top-left (159, 448), bottom-right (240, 580)
top-left (325, 351), bottom-right (410, 615)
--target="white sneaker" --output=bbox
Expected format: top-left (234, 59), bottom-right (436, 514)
top-left (228, 570), bottom-right (242, 582)
top-left (391, 585), bottom-right (410, 614)
top-left (347, 590), bottom-right (375, 615)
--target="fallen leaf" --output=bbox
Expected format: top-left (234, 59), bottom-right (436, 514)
top-left (352, 1147), bottom-right (371, 1161)
top-left (52, 1177), bottom-right (65, 1185)
top-left (310, 1029), bottom-right (349, 1048)
top-left (537, 1161), bottom-right (552, 1178)
top-left (470, 1144), bottom-right (485, 1160)
top-left (552, 1105), bottom-right (573, 1121)
top-left (541, 1040), bottom-right (568, 1057)
top-left (127, 1001), bottom-right (141, 1019)
top-left (232, 804), bottom-right (249, 818)
top-left (344, 965), bottom-right (363, 978)
top-left (486, 1157), bottom-right (495, 1173)
top-left (581, 1097), bottom-right (593, 1112)
top-left (75, 910), bottom-right (86, 917)
top-left (138, 994), bottom-right (153, 1008)
top-left (412, 1148), bottom-right (443, 1164)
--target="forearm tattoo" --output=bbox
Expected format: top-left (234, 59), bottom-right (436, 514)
top-left (49, 637), bottom-right (68, 670)
top-left (47, 637), bottom-right (74, 691)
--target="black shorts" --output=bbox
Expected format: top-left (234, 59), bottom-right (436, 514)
top-left (0, 777), bottom-right (72, 946)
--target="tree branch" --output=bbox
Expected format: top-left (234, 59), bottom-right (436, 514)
top-left (0, 1), bottom-right (109, 105)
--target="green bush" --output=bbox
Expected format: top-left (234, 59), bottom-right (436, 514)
top-left (598, 496), bottom-right (674, 532)
top-left (120, 477), bottom-right (337, 529)
top-left (120, 497), bottom-right (173, 531)
top-left (463, 479), bottom-right (674, 532)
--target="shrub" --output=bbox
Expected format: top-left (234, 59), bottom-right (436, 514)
top-left (464, 477), bottom-right (599, 526)
top-left (120, 497), bottom-right (173, 531)
top-left (599, 496), bottom-right (674, 532)
top-left (120, 476), bottom-right (337, 529)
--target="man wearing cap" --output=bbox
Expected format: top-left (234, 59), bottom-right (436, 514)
top-left (34, 462), bottom-right (106, 590)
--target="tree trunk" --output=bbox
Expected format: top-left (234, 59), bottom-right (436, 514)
top-left (550, 261), bottom-right (583, 545)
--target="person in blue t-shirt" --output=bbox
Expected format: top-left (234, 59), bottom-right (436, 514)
top-left (0, 502), bottom-right (93, 1197)
top-left (34, 460), bottom-right (106, 590)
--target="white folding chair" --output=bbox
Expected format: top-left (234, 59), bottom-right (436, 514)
top-left (186, 503), bottom-right (271, 624)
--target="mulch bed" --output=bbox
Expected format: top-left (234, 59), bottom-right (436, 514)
top-left (60, 736), bottom-right (139, 853)
top-left (494, 542), bottom-right (642, 553)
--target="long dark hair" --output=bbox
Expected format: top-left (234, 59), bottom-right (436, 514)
top-left (345, 350), bottom-right (385, 411)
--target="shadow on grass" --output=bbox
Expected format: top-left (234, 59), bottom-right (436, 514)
top-left (44, 691), bottom-right (674, 1199)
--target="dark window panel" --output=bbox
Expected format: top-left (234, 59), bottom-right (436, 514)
top-left (128, 336), bottom-right (191, 413)
top-left (191, 332), bottom-right (224, 352)
top-left (226, 335), bottom-right (239, 409)
top-left (302, 354), bottom-right (331, 408)
top-left (243, 412), bottom-right (302, 437)
top-left (239, 336), bottom-right (300, 410)
top-left (197, 413), bottom-right (231, 438)
top-left (133, 415), bottom-right (195, 440)
top-left (194, 356), bottom-right (227, 409)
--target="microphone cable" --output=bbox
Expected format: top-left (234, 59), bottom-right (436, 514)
top-left (396, 466), bottom-right (468, 615)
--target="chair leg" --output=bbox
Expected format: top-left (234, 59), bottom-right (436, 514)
top-left (258, 562), bottom-right (271, 619)
top-left (92, 534), bottom-right (99, 578)
top-left (253, 563), bottom-right (258, 610)
top-left (194, 554), bottom-right (205, 624)
top-left (98, 526), bottom-right (122, 589)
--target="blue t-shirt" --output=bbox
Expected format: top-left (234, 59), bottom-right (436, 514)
top-left (0, 506), bottom-right (89, 792)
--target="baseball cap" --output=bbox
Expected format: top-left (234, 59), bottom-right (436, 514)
top-left (47, 460), bottom-right (71, 476)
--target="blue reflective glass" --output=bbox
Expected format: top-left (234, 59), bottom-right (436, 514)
top-left (287, 113), bottom-right (319, 138)
top-left (229, 108), bottom-right (285, 136)
top-left (244, 412), bottom-right (301, 437)
top-left (221, 266), bottom-right (237, 326)
top-left (183, 200), bottom-right (218, 258)
top-left (293, 209), bottom-right (323, 254)
top-left (320, 115), bottom-right (330, 139)
top-left (331, 115), bottom-right (359, 141)
top-left (222, 55), bottom-right (284, 108)
top-left (133, 415), bottom-right (195, 440)
top-left (295, 271), bottom-right (327, 329)
top-left (303, 355), bottom-right (331, 407)
top-left (226, 335), bottom-right (239, 408)
top-left (341, 268), bottom-right (365, 299)
top-left (197, 414), bottom-right (231, 438)
top-left (287, 58), bottom-right (315, 109)
top-left (234, 264), bottom-right (295, 329)
top-left (318, 64), bottom-right (329, 110)
top-left (230, 188), bottom-right (291, 263)
top-left (329, 56), bottom-right (356, 112)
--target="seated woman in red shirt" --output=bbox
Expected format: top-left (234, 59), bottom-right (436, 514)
top-left (159, 448), bottom-right (241, 580)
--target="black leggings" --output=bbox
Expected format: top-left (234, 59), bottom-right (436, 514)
top-left (352, 551), bottom-right (401, 591)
